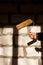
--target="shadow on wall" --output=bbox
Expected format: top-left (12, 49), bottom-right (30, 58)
top-left (12, 25), bottom-right (18, 65)
top-left (36, 26), bottom-right (43, 65)
top-left (41, 26), bottom-right (43, 65)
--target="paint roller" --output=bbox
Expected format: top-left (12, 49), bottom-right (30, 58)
top-left (16, 19), bottom-right (33, 30)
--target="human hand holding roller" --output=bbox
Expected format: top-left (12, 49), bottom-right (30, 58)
top-left (16, 19), bottom-right (37, 45)
top-left (28, 32), bottom-right (37, 39)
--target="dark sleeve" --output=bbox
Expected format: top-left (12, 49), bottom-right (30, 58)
top-left (37, 33), bottom-right (43, 41)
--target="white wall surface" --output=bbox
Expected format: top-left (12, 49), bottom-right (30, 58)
top-left (0, 26), bottom-right (42, 65)
top-left (17, 26), bottom-right (42, 65)
top-left (0, 28), bottom-right (13, 65)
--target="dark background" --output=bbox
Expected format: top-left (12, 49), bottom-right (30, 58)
top-left (0, 0), bottom-right (43, 26)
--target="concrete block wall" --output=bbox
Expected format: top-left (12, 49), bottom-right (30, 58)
top-left (0, 26), bottom-right (42, 65)
top-left (14, 26), bottom-right (42, 65)
top-left (0, 28), bottom-right (13, 65)
top-left (0, 3), bottom-right (43, 65)
top-left (0, 14), bottom-right (43, 65)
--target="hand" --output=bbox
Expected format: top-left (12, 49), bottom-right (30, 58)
top-left (28, 32), bottom-right (37, 39)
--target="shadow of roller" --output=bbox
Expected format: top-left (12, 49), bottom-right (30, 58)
top-left (27, 39), bottom-right (37, 45)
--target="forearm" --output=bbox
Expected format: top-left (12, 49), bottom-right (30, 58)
top-left (37, 33), bottom-right (43, 41)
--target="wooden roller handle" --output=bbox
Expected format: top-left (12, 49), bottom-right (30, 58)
top-left (16, 19), bottom-right (33, 30)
